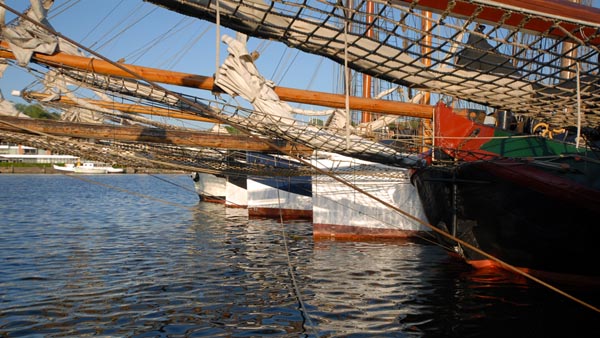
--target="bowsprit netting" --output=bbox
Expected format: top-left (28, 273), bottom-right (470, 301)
top-left (147, 0), bottom-right (600, 129)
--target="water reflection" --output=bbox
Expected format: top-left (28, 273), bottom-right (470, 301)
top-left (1, 175), bottom-right (598, 337)
top-left (307, 239), bottom-right (449, 336)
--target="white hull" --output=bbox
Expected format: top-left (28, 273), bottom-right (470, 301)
top-left (191, 172), bottom-right (247, 207)
top-left (312, 153), bottom-right (430, 239)
top-left (73, 167), bottom-right (110, 174)
top-left (53, 164), bottom-right (76, 172)
top-left (191, 172), bottom-right (227, 203)
top-left (245, 153), bottom-right (312, 219)
top-left (225, 175), bottom-right (248, 208)
top-left (247, 177), bottom-right (312, 219)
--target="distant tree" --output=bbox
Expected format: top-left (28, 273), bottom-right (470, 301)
top-left (224, 126), bottom-right (241, 135)
top-left (309, 118), bottom-right (324, 126)
top-left (14, 103), bottom-right (60, 119)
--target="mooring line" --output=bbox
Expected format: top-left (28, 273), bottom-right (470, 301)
top-left (148, 173), bottom-right (198, 194)
top-left (57, 173), bottom-right (224, 219)
top-left (276, 183), bottom-right (320, 337)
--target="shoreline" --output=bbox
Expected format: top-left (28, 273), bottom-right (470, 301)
top-left (0, 166), bottom-right (189, 174)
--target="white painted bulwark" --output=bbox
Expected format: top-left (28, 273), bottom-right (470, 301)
top-left (247, 176), bottom-right (312, 219)
top-left (312, 153), bottom-right (430, 239)
top-left (225, 175), bottom-right (248, 208)
top-left (245, 153), bottom-right (312, 219)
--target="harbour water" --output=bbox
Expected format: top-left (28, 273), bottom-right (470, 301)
top-left (1, 174), bottom-right (598, 337)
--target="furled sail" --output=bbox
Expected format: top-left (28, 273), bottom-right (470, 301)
top-left (214, 33), bottom-right (423, 167)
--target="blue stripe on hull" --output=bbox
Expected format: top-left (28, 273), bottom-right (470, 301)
top-left (247, 152), bottom-right (312, 197)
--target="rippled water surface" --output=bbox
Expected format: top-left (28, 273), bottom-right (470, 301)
top-left (1, 174), bottom-right (598, 337)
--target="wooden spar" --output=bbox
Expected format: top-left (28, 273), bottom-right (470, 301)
top-left (421, 11), bottom-right (432, 105)
top-left (361, 0), bottom-right (374, 123)
top-left (0, 41), bottom-right (433, 119)
top-left (560, 0), bottom-right (580, 80)
top-left (420, 10), bottom-right (433, 153)
top-left (393, 0), bottom-right (600, 45)
top-left (0, 116), bottom-right (313, 154)
top-left (23, 92), bottom-right (219, 123)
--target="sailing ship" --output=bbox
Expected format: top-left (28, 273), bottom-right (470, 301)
top-left (1, 0), bottom-right (600, 286)
top-left (191, 150), bottom-right (313, 218)
top-left (4, 2), bottom-right (430, 236)
top-left (190, 148), bottom-right (245, 206)
top-left (138, 0), bottom-right (600, 282)
top-left (411, 102), bottom-right (600, 285)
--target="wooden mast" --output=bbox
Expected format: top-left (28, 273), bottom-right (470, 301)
top-left (560, 0), bottom-right (581, 80)
top-left (420, 10), bottom-right (433, 153)
top-left (0, 42), bottom-right (433, 119)
top-left (361, 0), bottom-right (375, 123)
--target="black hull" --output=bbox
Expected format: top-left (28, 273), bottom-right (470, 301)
top-left (412, 159), bottom-right (600, 284)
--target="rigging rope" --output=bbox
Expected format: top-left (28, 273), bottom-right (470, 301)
top-left (93, 4), bottom-right (157, 52)
top-left (215, 0), bottom-right (221, 84)
top-left (275, 184), bottom-right (319, 337)
top-left (576, 61), bottom-right (582, 148)
top-left (342, 3), bottom-right (351, 151)
top-left (79, 0), bottom-right (122, 45)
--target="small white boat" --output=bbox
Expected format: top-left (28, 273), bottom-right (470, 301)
top-left (53, 162), bottom-right (124, 174)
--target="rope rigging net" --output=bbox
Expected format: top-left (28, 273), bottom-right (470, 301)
top-left (146, 0), bottom-right (600, 129)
